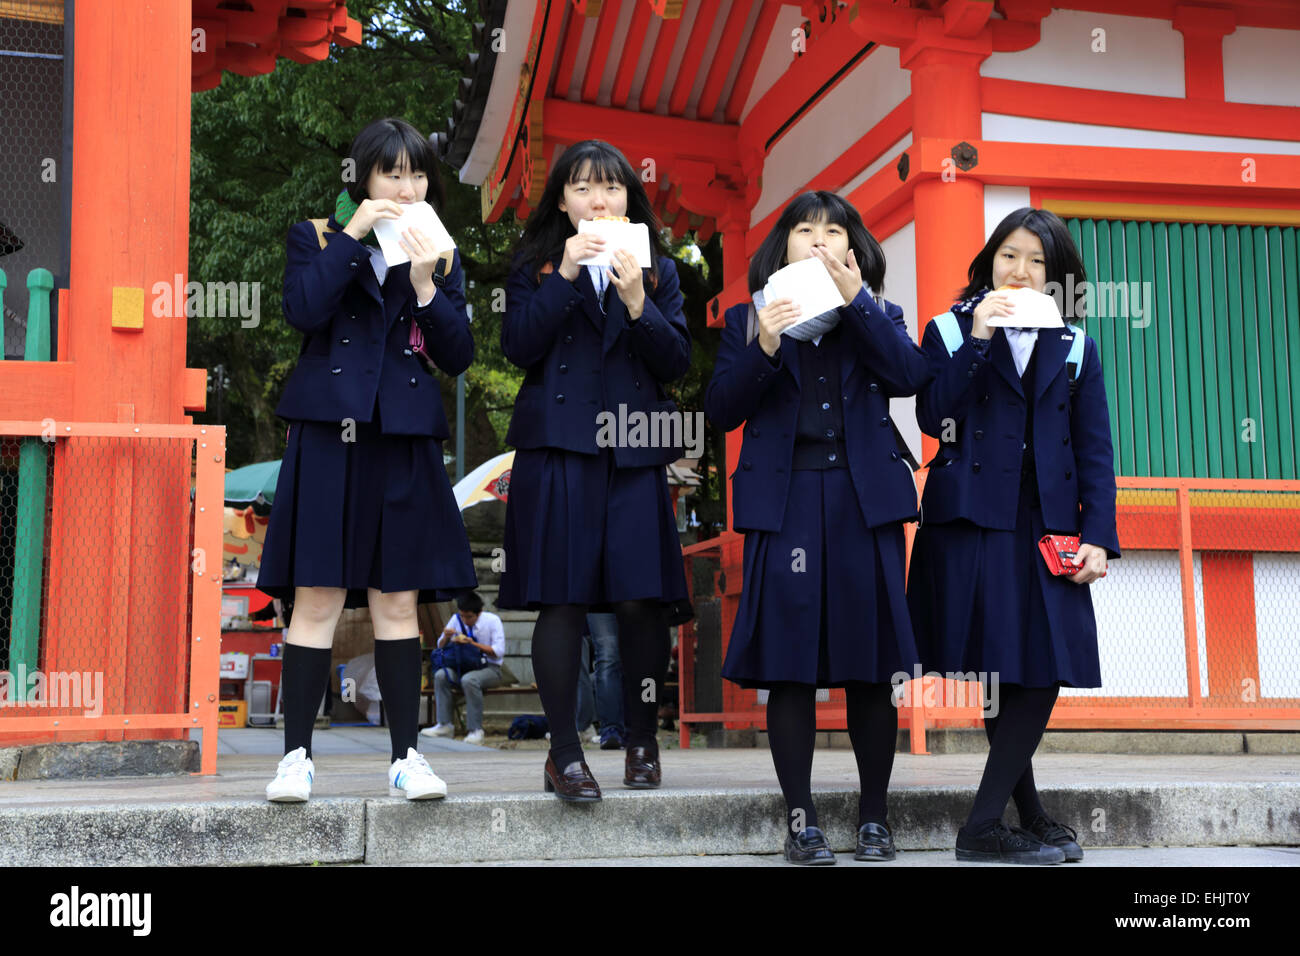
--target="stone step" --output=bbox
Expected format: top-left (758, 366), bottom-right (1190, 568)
top-left (2, 769), bottom-right (1294, 865)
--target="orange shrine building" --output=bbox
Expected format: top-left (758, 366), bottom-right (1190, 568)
top-left (444, 0), bottom-right (1300, 740)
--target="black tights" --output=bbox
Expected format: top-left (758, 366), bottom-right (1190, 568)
top-left (766, 681), bottom-right (897, 838)
top-left (532, 600), bottom-right (670, 768)
top-left (965, 683), bottom-right (1059, 832)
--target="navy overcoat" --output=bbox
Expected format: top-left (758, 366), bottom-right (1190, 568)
top-left (914, 314), bottom-right (1121, 558)
top-left (275, 214), bottom-right (473, 435)
top-left (501, 255), bottom-right (691, 467)
top-left (703, 287), bottom-right (932, 533)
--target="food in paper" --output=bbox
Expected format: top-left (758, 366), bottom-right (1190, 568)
top-left (372, 201), bottom-right (457, 269)
top-left (985, 285), bottom-right (1064, 328)
top-left (752, 256), bottom-right (847, 340)
top-left (577, 218), bottom-right (652, 268)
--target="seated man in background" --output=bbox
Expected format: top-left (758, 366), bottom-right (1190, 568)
top-left (421, 590), bottom-right (505, 745)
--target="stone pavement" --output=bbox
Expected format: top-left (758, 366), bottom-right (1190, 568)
top-left (0, 727), bottom-right (1296, 866)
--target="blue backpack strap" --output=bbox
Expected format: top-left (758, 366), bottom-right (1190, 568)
top-left (1065, 324), bottom-right (1085, 381)
top-left (932, 311), bottom-right (964, 356)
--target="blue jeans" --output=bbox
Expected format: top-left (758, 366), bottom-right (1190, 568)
top-left (575, 612), bottom-right (624, 740)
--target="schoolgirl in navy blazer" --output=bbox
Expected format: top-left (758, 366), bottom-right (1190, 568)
top-left (276, 223), bottom-right (473, 435)
top-left (704, 190), bottom-right (929, 865)
top-left (502, 250), bottom-right (689, 467)
top-left (259, 118), bottom-right (476, 806)
top-left (497, 140), bottom-right (691, 803)
top-left (907, 206), bottom-right (1118, 864)
top-left (706, 285), bottom-right (927, 533)
top-left (915, 307), bottom-right (1119, 558)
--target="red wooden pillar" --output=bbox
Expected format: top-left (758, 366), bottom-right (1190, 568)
top-left (1173, 3), bottom-right (1235, 102)
top-left (40, 0), bottom-right (197, 743)
top-left (905, 45), bottom-right (987, 468)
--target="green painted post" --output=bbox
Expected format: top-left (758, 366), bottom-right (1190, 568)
top-left (1196, 223), bottom-right (1216, 478)
top-left (1285, 228), bottom-right (1300, 479)
top-left (1238, 228), bottom-right (1264, 478)
top-left (1270, 228), bottom-right (1295, 479)
top-left (1107, 221), bottom-right (1135, 476)
top-left (1125, 220), bottom-right (1149, 475)
top-left (9, 268), bottom-right (54, 683)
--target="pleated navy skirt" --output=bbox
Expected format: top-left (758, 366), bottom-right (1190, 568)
top-left (497, 445), bottom-right (689, 610)
top-left (722, 467), bottom-right (919, 689)
top-left (906, 471), bottom-right (1102, 688)
top-left (258, 401), bottom-right (477, 610)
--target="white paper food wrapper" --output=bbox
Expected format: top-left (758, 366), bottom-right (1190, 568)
top-left (576, 218), bottom-right (652, 268)
top-left (985, 286), bottom-right (1064, 328)
top-left (371, 200), bottom-right (456, 270)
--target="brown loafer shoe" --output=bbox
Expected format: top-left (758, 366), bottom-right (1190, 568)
top-left (623, 744), bottom-right (661, 789)
top-left (543, 752), bottom-right (601, 802)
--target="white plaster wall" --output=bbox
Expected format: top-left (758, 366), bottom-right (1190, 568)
top-left (1064, 550), bottom-right (1204, 698)
top-left (1223, 26), bottom-right (1300, 108)
top-left (879, 221), bottom-right (921, 464)
top-left (1253, 553), bottom-right (1300, 697)
top-left (984, 185), bottom-right (1032, 239)
top-left (753, 45), bottom-right (910, 224)
top-left (736, 3), bottom-right (807, 122)
top-left (981, 113), bottom-right (1300, 153)
top-left (981, 9), bottom-right (1184, 97)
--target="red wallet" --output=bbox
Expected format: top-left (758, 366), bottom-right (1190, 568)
top-left (1038, 534), bottom-right (1106, 577)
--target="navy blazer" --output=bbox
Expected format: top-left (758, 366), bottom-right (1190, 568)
top-left (275, 216), bottom-right (474, 437)
top-left (915, 313), bottom-right (1121, 558)
top-left (704, 287), bottom-right (931, 533)
top-left (501, 255), bottom-right (691, 468)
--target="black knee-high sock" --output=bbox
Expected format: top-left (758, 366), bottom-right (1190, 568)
top-left (982, 711), bottom-right (1047, 824)
top-left (965, 684), bottom-right (1059, 832)
top-left (767, 683), bottom-right (818, 838)
top-left (612, 599), bottom-right (670, 753)
top-left (845, 681), bottom-right (898, 827)
top-left (282, 642), bottom-right (333, 759)
top-left (532, 604), bottom-right (588, 769)
top-left (373, 637), bottom-right (422, 762)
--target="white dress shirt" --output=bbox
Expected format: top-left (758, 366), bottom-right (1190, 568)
top-left (1004, 327), bottom-right (1039, 376)
top-left (450, 611), bottom-right (505, 666)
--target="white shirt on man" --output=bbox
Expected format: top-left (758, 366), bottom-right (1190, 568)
top-left (448, 610), bottom-right (505, 666)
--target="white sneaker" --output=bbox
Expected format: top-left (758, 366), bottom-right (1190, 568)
top-left (389, 747), bottom-right (447, 800)
top-left (584, 725), bottom-right (601, 744)
top-left (419, 723), bottom-right (454, 739)
top-left (463, 729), bottom-right (485, 745)
top-left (266, 747), bottom-right (314, 802)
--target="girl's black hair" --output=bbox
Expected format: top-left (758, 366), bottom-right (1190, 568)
top-left (345, 117), bottom-right (447, 211)
top-left (512, 139), bottom-right (668, 280)
top-left (748, 190), bottom-right (886, 295)
top-left (959, 207), bottom-right (1088, 319)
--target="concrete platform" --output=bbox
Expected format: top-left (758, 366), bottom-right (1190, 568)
top-left (0, 728), bottom-right (1297, 866)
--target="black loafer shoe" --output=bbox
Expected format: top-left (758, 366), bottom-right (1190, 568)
top-left (854, 821), bottom-right (897, 861)
top-left (955, 822), bottom-right (1066, 865)
top-left (783, 825), bottom-right (836, 865)
top-left (1024, 814), bottom-right (1083, 862)
top-left (623, 744), bottom-right (661, 788)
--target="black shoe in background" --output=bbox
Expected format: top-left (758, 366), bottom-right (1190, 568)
top-left (784, 826), bottom-right (837, 865)
top-left (854, 821), bottom-right (897, 861)
top-left (1024, 814), bottom-right (1084, 862)
top-left (955, 822), bottom-right (1066, 865)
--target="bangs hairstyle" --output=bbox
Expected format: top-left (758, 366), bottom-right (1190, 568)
top-left (345, 117), bottom-right (446, 211)
top-left (959, 207), bottom-right (1088, 320)
top-left (513, 139), bottom-right (667, 279)
top-left (748, 191), bottom-right (885, 295)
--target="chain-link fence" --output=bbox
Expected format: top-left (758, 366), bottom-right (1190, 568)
top-left (676, 474), bottom-right (1300, 752)
top-left (0, 2), bottom-right (68, 361)
top-left (0, 422), bottom-right (225, 774)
